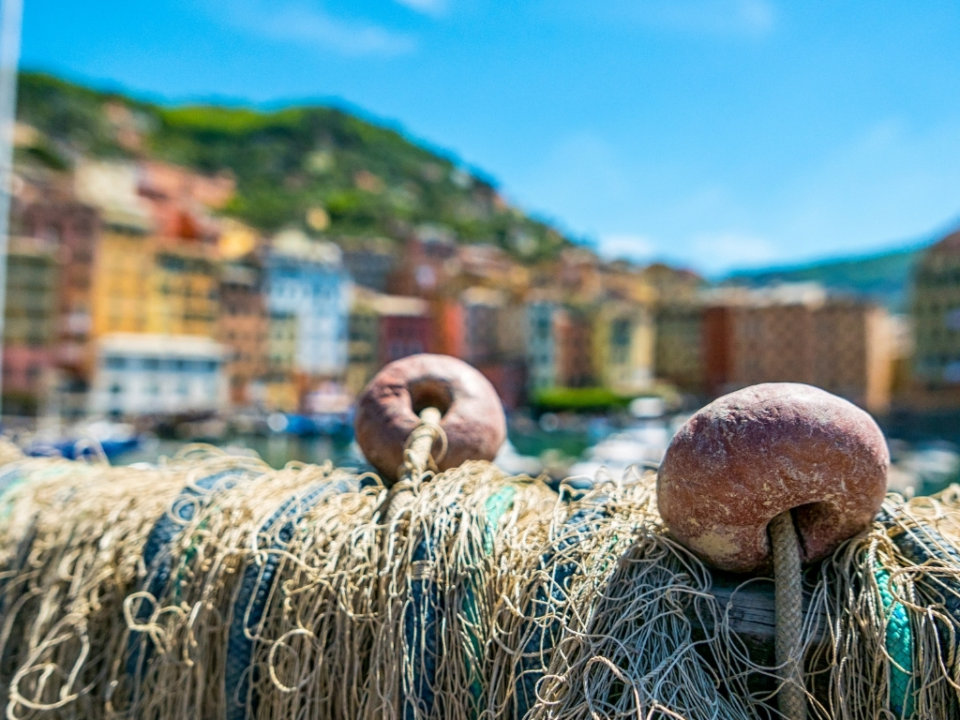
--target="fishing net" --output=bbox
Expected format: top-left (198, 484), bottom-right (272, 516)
top-left (1, 438), bottom-right (960, 719)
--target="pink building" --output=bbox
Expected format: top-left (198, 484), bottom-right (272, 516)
top-left (11, 196), bottom-right (101, 416)
top-left (2, 235), bottom-right (59, 415)
top-left (377, 297), bottom-right (434, 366)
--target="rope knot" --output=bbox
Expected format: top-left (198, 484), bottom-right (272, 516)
top-left (398, 407), bottom-right (448, 487)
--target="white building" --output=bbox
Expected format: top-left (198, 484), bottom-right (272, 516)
top-left (266, 229), bottom-right (350, 377)
top-left (89, 333), bottom-right (228, 417)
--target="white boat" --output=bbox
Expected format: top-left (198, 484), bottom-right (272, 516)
top-left (567, 420), bottom-right (671, 486)
top-left (494, 440), bottom-right (543, 477)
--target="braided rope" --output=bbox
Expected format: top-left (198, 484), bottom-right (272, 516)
top-left (399, 407), bottom-right (446, 486)
top-left (770, 511), bottom-right (808, 720)
top-left (377, 407), bottom-right (447, 528)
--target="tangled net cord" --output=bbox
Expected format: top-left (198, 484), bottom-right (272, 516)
top-left (3, 436), bottom-right (960, 718)
top-left (490, 480), bottom-right (960, 720)
top-left (253, 410), bottom-right (559, 720)
top-left (0, 449), bottom-right (219, 719)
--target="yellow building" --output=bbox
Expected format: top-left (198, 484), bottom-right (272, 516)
top-left (600, 262), bottom-right (658, 305)
top-left (345, 289), bottom-right (380, 397)
top-left (654, 302), bottom-right (705, 393)
top-left (84, 160), bottom-right (222, 341)
top-left (265, 311), bottom-right (299, 412)
top-left (149, 236), bottom-right (219, 337)
top-left (91, 215), bottom-right (221, 339)
top-left (594, 300), bottom-right (656, 395)
top-left (79, 161), bottom-right (155, 339)
top-left (90, 211), bottom-right (155, 338)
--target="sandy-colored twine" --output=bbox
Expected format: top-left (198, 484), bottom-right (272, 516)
top-left (2, 443), bottom-right (960, 719)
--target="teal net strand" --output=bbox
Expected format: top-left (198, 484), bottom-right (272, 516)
top-left (875, 565), bottom-right (914, 718)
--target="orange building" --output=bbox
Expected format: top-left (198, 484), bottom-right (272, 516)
top-left (90, 211), bottom-right (155, 337)
top-left (704, 285), bottom-right (894, 413)
top-left (429, 297), bottom-right (465, 358)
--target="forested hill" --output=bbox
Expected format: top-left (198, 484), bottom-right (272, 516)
top-left (15, 71), bottom-right (571, 260)
top-left (724, 244), bottom-right (929, 313)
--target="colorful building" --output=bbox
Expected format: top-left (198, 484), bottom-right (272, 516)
top-left (912, 229), bottom-right (960, 393)
top-left (1, 235), bottom-right (59, 415)
top-left (149, 234), bottom-right (220, 337)
top-left (376, 295), bottom-right (433, 366)
top-left (813, 300), bottom-right (893, 413)
top-left (461, 286), bottom-right (505, 365)
top-left (346, 290), bottom-right (380, 396)
top-left (654, 302), bottom-right (705, 394)
top-left (140, 164), bottom-right (223, 338)
top-left (641, 262), bottom-right (703, 305)
top-left (265, 229), bottom-right (350, 379)
top-left (497, 303), bottom-right (529, 365)
top-left (89, 333), bottom-right (227, 417)
top-left (456, 287), bottom-right (529, 409)
top-left (594, 301), bottom-right (655, 395)
top-left (265, 311), bottom-right (299, 412)
top-left (341, 238), bottom-right (398, 293)
top-left (81, 163), bottom-right (156, 339)
top-left (704, 284), bottom-right (894, 412)
top-left (457, 244), bottom-right (529, 295)
top-left (555, 305), bottom-right (596, 388)
top-left (219, 257), bottom-right (268, 407)
top-left (428, 297), bottom-right (465, 359)
top-left (388, 227), bottom-right (458, 297)
top-left (526, 299), bottom-right (558, 393)
top-left (10, 195), bottom-right (101, 417)
top-left (599, 261), bottom-right (658, 305)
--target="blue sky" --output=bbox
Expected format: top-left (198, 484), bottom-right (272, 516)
top-left (19, 0), bottom-right (960, 275)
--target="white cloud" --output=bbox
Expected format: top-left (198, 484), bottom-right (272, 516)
top-left (222, 2), bottom-right (417, 57)
top-left (589, 0), bottom-right (777, 38)
top-left (393, 0), bottom-right (447, 16)
top-left (598, 233), bottom-right (658, 263)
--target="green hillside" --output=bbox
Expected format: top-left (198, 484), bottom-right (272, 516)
top-left (723, 244), bottom-right (930, 312)
top-left (15, 71), bottom-right (570, 260)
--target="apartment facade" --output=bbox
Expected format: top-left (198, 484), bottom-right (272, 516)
top-left (265, 229), bottom-right (350, 378)
top-left (2, 235), bottom-right (59, 415)
top-left (88, 334), bottom-right (227, 417)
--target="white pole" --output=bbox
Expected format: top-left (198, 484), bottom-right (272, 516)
top-left (0, 0), bottom-right (23, 420)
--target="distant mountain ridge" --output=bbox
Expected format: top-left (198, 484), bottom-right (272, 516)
top-left (14, 71), bottom-right (571, 261)
top-left (723, 243), bottom-right (935, 312)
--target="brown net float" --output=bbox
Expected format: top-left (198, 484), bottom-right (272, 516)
top-left (658, 384), bottom-right (890, 719)
top-left (1, 368), bottom-right (960, 719)
top-left (354, 353), bottom-right (507, 485)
